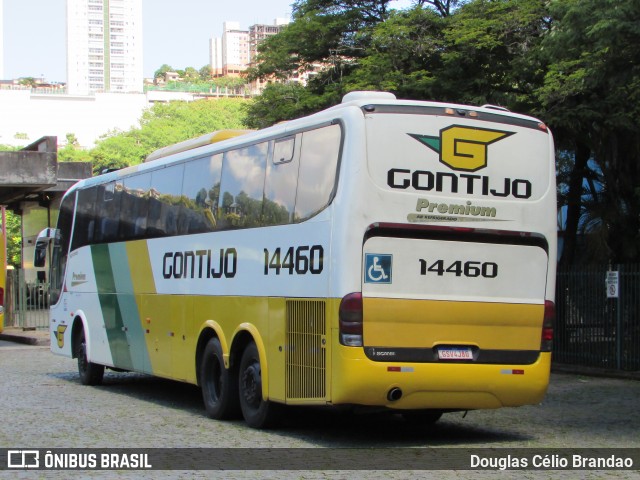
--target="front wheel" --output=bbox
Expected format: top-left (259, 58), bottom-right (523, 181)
top-left (200, 337), bottom-right (240, 420)
top-left (76, 328), bottom-right (104, 386)
top-left (238, 341), bottom-right (281, 429)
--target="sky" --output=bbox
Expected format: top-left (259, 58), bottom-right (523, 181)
top-left (2, 0), bottom-right (415, 83)
top-left (1, 0), bottom-right (296, 82)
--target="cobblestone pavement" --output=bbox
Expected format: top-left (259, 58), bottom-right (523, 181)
top-left (1, 343), bottom-right (639, 479)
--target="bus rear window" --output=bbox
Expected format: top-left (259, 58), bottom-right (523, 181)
top-left (294, 123), bottom-right (342, 222)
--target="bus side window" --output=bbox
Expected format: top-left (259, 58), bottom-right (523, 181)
top-left (182, 154), bottom-right (223, 234)
top-left (50, 193), bottom-right (75, 305)
top-left (264, 135), bottom-right (299, 226)
top-left (294, 124), bottom-right (342, 222)
top-left (96, 182), bottom-right (122, 243)
top-left (119, 175), bottom-right (151, 241)
top-left (148, 164), bottom-right (185, 237)
top-left (218, 142), bottom-right (268, 230)
top-left (71, 186), bottom-right (98, 251)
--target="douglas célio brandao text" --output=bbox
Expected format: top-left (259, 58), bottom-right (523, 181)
top-left (470, 453), bottom-right (634, 470)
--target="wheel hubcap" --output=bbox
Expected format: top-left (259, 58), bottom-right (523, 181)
top-left (242, 362), bottom-right (261, 408)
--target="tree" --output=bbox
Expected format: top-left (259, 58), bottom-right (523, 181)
top-left (183, 67), bottom-right (200, 82)
top-left (244, 82), bottom-right (329, 129)
top-left (199, 65), bottom-right (213, 81)
top-left (18, 77), bottom-right (37, 88)
top-left (5, 210), bottom-right (22, 269)
top-left (344, 7), bottom-right (447, 99)
top-left (154, 64), bottom-right (174, 80)
top-left (535, 0), bottom-right (640, 264)
top-left (90, 99), bottom-right (249, 173)
top-left (414, 0), bottom-right (464, 16)
top-left (58, 133), bottom-right (91, 163)
top-left (247, 0), bottom-right (396, 85)
top-left (437, 0), bottom-right (550, 108)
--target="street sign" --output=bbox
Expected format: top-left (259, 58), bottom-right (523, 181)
top-left (606, 271), bottom-right (619, 299)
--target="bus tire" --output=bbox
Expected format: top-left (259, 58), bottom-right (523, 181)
top-left (200, 337), bottom-right (240, 420)
top-left (238, 341), bottom-right (281, 429)
top-left (76, 328), bottom-right (104, 386)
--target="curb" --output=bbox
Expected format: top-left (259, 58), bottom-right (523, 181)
top-left (0, 333), bottom-right (40, 346)
top-left (552, 363), bottom-right (640, 381)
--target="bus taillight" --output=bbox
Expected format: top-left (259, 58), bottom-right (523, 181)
top-left (541, 300), bottom-right (555, 352)
top-left (0, 287), bottom-right (4, 315)
top-left (339, 292), bottom-right (363, 347)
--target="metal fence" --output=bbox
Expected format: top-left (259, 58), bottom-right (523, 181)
top-left (555, 264), bottom-right (640, 371)
top-left (4, 269), bottom-right (50, 330)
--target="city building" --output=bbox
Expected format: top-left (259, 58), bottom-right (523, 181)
top-left (209, 19), bottom-right (289, 80)
top-left (209, 37), bottom-right (223, 77)
top-left (222, 21), bottom-right (249, 77)
top-left (248, 18), bottom-right (289, 65)
top-left (66, 0), bottom-right (143, 95)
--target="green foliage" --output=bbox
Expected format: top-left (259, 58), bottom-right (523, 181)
top-left (535, 0), bottom-right (640, 263)
top-left (199, 65), bottom-right (213, 81)
top-left (439, 0), bottom-right (549, 108)
top-left (58, 133), bottom-right (91, 163)
top-left (344, 7), bottom-right (446, 98)
top-left (90, 99), bottom-right (249, 173)
top-left (147, 76), bottom-right (248, 94)
top-left (154, 64), bottom-right (174, 79)
top-left (5, 211), bottom-right (22, 268)
top-left (0, 144), bottom-right (19, 151)
top-left (18, 77), bottom-right (37, 87)
top-left (244, 83), bottom-right (335, 129)
top-left (247, 0), bottom-right (396, 85)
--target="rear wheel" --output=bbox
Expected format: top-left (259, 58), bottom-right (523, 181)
top-left (238, 341), bottom-right (281, 429)
top-left (76, 328), bottom-right (104, 386)
top-left (200, 337), bottom-right (240, 419)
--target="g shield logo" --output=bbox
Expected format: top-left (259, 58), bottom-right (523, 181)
top-left (409, 126), bottom-right (514, 172)
top-left (53, 325), bottom-right (67, 349)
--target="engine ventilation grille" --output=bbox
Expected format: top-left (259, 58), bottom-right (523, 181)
top-left (286, 299), bottom-right (327, 400)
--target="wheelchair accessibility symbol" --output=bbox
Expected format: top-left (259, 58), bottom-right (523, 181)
top-left (364, 253), bottom-right (392, 284)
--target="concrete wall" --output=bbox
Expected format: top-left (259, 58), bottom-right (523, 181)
top-left (0, 90), bottom-right (199, 150)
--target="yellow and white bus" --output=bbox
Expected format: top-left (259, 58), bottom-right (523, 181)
top-left (36, 91), bottom-right (556, 428)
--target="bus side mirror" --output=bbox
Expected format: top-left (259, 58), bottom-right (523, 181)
top-left (34, 228), bottom-right (57, 268)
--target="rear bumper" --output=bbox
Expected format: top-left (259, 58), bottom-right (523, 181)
top-left (331, 340), bottom-right (551, 410)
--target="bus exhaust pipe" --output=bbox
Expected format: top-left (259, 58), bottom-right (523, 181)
top-left (387, 387), bottom-right (403, 402)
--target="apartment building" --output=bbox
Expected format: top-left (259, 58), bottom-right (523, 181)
top-left (248, 18), bottom-right (289, 66)
top-left (66, 0), bottom-right (143, 95)
top-left (209, 19), bottom-right (289, 79)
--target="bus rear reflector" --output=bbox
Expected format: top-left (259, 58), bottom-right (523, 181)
top-left (541, 300), bottom-right (555, 352)
top-left (339, 292), bottom-right (363, 347)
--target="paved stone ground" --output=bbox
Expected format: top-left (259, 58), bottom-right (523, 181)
top-left (0, 343), bottom-right (639, 479)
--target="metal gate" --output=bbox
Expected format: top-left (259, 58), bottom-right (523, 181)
top-left (555, 264), bottom-right (640, 371)
top-left (4, 269), bottom-right (50, 330)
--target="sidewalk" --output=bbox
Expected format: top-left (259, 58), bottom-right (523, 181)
top-left (0, 327), bottom-right (50, 346)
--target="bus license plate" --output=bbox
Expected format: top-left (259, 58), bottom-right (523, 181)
top-left (438, 347), bottom-right (473, 360)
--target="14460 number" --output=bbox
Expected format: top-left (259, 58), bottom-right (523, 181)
top-left (419, 259), bottom-right (498, 278)
top-left (264, 245), bottom-right (324, 275)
